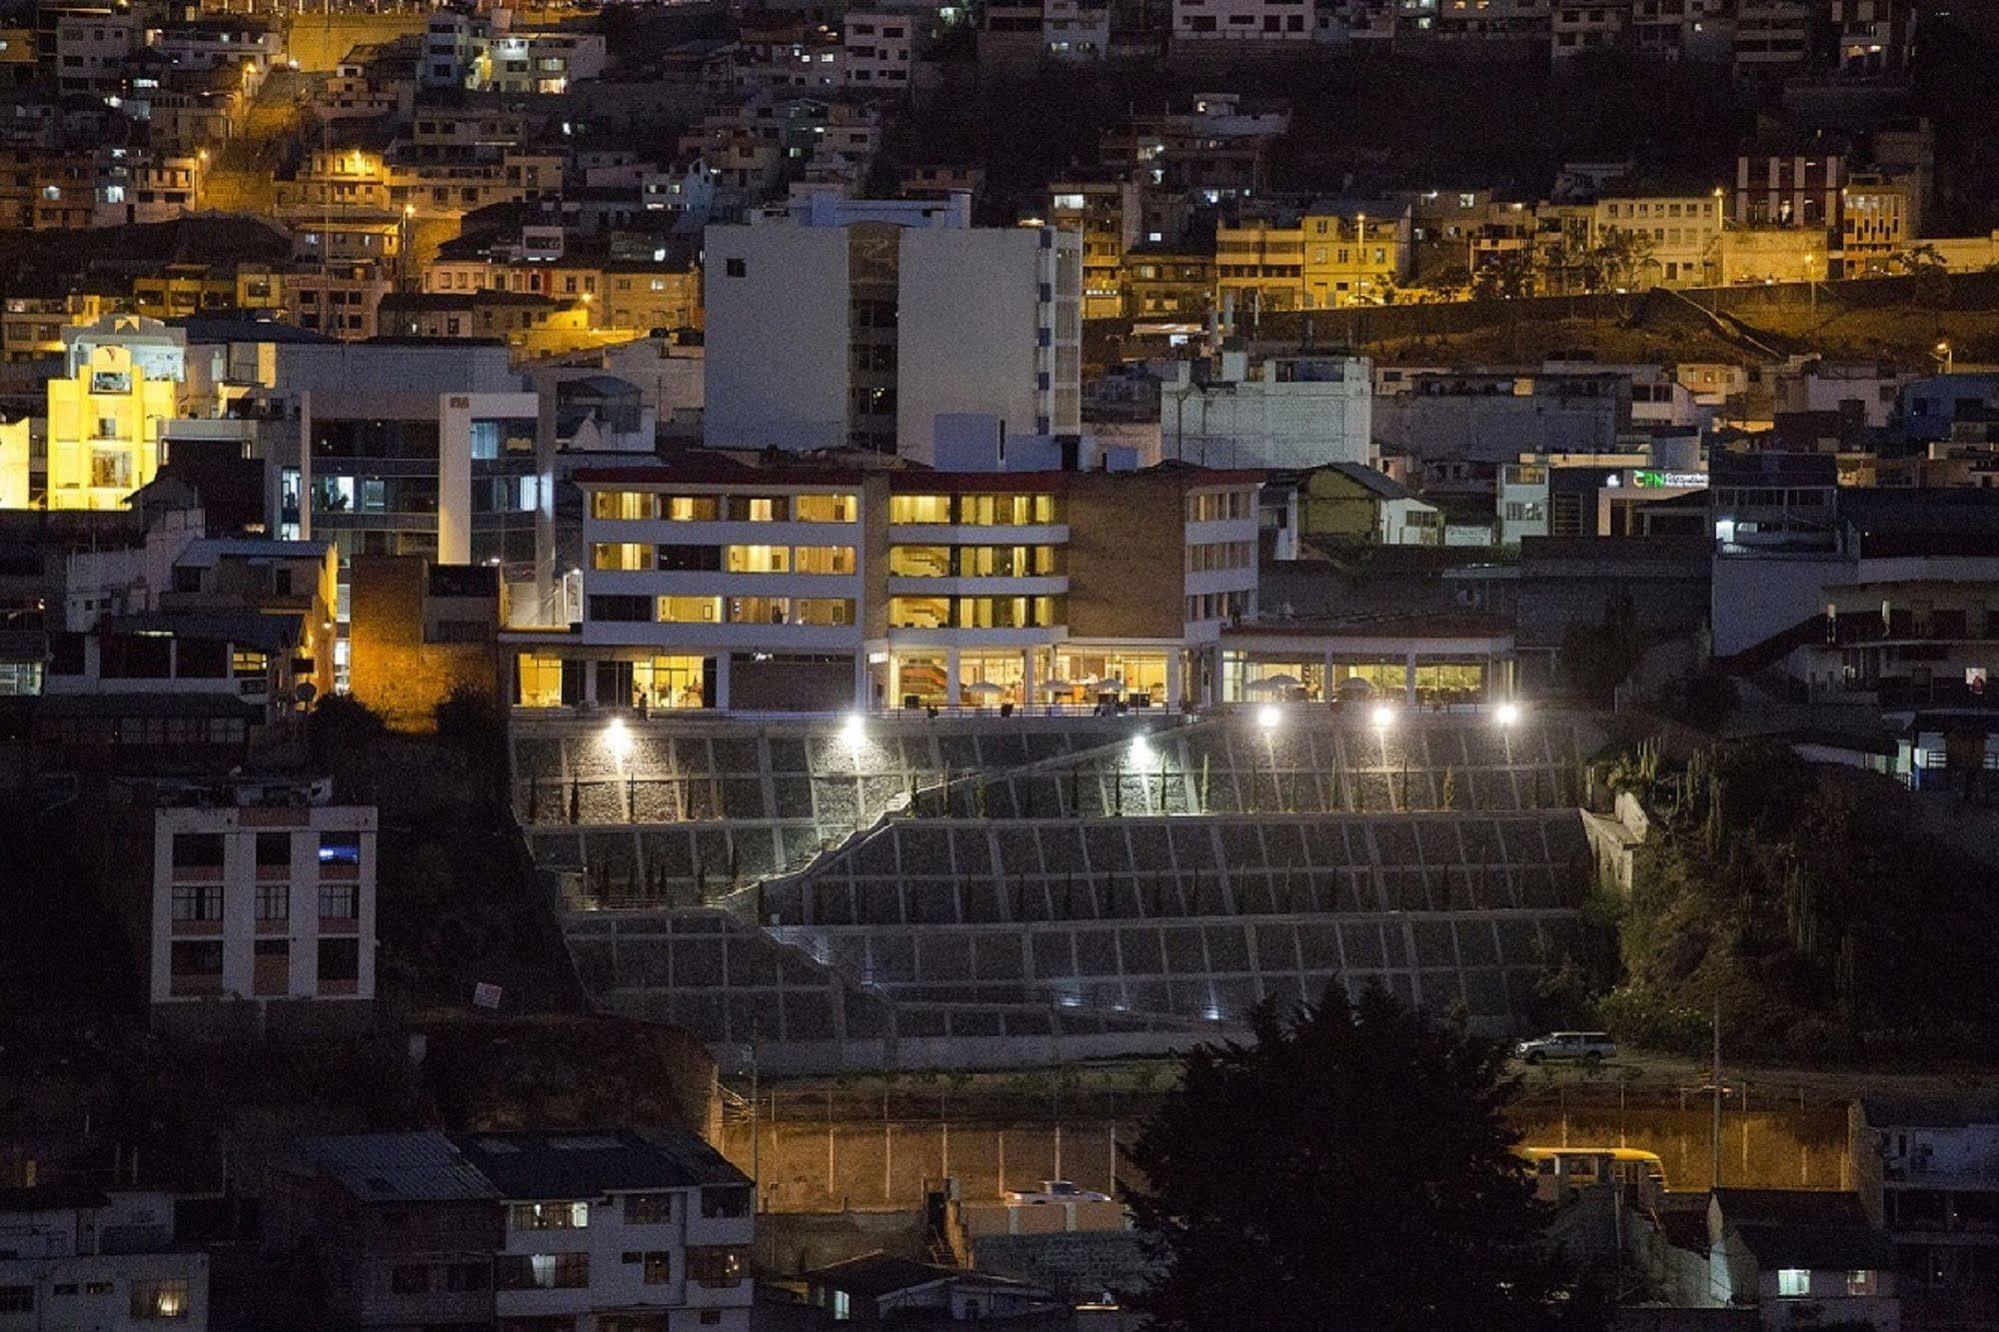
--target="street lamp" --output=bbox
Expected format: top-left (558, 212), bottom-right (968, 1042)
top-left (1936, 339), bottom-right (1954, 374)
top-left (1370, 703), bottom-right (1395, 730)
top-left (840, 711), bottom-right (866, 752)
top-left (602, 716), bottom-right (633, 764)
top-left (1495, 701), bottom-right (1521, 727)
top-left (1256, 703), bottom-right (1281, 731)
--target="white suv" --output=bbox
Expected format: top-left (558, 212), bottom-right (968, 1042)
top-left (1515, 1031), bottom-right (1617, 1065)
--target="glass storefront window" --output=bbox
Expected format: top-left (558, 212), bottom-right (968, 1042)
top-left (958, 651), bottom-right (1025, 706)
top-left (1220, 655), bottom-right (1326, 703)
top-left (1053, 650), bottom-right (1170, 703)
top-left (633, 655), bottom-right (706, 709)
top-left (894, 653), bottom-right (948, 706)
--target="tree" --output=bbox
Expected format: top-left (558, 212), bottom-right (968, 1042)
top-left (1122, 987), bottom-right (1592, 1332)
top-left (1471, 250), bottom-right (1537, 302)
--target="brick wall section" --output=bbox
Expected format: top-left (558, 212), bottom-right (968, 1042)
top-left (349, 555), bottom-right (504, 732)
top-left (1066, 470), bottom-right (1188, 640)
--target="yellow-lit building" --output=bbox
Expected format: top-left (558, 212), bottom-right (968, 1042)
top-left (1300, 209), bottom-right (1409, 308)
top-left (1214, 219), bottom-right (1304, 314)
top-left (45, 316), bottom-right (185, 511)
top-left (0, 416), bottom-right (28, 509)
top-left (1049, 181), bottom-right (1140, 321)
top-left (1718, 226), bottom-right (1830, 285)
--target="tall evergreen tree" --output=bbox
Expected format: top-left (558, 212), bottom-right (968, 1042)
top-left (1122, 986), bottom-right (1592, 1331)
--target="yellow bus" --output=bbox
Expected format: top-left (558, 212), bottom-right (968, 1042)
top-left (1518, 1147), bottom-right (1668, 1194)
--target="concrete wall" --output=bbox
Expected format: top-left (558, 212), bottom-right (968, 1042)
top-left (702, 226), bottom-right (852, 452)
top-left (349, 555), bottom-right (503, 731)
top-left (897, 228), bottom-right (1050, 464)
top-left (1710, 552), bottom-right (1852, 658)
top-left (1066, 470), bottom-right (1190, 640)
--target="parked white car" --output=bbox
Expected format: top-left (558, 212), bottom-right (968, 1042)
top-left (1004, 1180), bottom-right (1111, 1205)
top-left (1515, 1031), bottom-right (1618, 1065)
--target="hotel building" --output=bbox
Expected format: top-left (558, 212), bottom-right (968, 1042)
top-left (508, 452), bottom-right (1259, 714)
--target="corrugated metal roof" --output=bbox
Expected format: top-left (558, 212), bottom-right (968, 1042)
top-left (301, 1133), bottom-right (498, 1202)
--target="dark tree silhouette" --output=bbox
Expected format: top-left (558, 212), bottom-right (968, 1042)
top-left (1122, 986), bottom-right (1593, 1331)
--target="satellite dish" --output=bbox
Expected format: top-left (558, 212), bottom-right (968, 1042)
top-left (294, 682), bottom-right (318, 704)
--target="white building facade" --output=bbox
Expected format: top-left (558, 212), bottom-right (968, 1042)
top-left (703, 194), bottom-right (1082, 461)
top-left (149, 791), bottom-right (377, 1036)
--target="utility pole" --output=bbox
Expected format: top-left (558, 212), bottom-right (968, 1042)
top-left (1710, 993), bottom-right (1723, 1191)
top-left (749, 1018), bottom-right (761, 1213)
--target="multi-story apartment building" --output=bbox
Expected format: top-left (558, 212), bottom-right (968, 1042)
top-left (1216, 206), bottom-right (1411, 313)
top-left (703, 194), bottom-right (1082, 461)
top-left (1841, 173), bottom-right (1911, 275)
top-left (1101, 94), bottom-right (1288, 204)
top-left (1831, 0), bottom-right (1909, 72)
top-left (1049, 179), bottom-right (1141, 321)
top-left (273, 1128), bottom-right (754, 1332)
top-left (1123, 246), bottom-right (1216, 322)
top-left (1735, 132), bottom-right (1848, 232)
top-left (246, 341), bottom-right (547, 684)
top-left (1215, 218), bottom-right (1304, 315)
top-left (842, 11), bottom-right (914, 88)
top-left (516, 451), bottom-right (1259, 713)
top-left (1, 289), bottom-right (119, 363)
top-left (45, 315), bottom-right (185, 510)
top-left (1591, 189), bottom-right (1724, 287)
top-left (0, 1187), bottom-right (207, 1331)
top-left (1300, 205), bottom-right (1411, 306)
top-left (52, 8), bottom-right (139, 95)
top-left (1733, 0), bottom-right (1818, 82)
top-left (1172, 0), bottom-right (1313, 43)
top-left (121, 779), bottom-right (377, 1037)
top-left (1550, 0), bottom-right (1624, 58)
top-left (1853, 1096), bottom-right (1999, 1329)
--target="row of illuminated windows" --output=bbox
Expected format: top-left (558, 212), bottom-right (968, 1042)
top-left (588, 595), bottom-right (856, 627)
top-left (1187, 490), bottom-right (1255, 522)
top-left (888, 596), bottom-right (1066, 630)
top-left (591, 491), bottom-right (858, 523)
top-left (169, 881), bottom-right (358, 922)
top-left (1187, 540), bottom-right (1253, 573)
top-left (887, 545), bottom-right (1063, 578)
top-left (889, 494), bottom-right (1061, 526)
top-left (591, 543), bottom-right (857, 574)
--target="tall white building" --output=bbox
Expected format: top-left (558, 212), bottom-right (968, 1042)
top-left (0, 1189), bottom-right (207, 1331)
top-left (703, 194), bottom-right (1082, 462)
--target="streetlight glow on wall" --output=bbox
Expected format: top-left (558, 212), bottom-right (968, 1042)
top-left (602, 716), bottom-right (633, 764)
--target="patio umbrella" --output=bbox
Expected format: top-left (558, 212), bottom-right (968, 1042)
top-left (965, 681), bottom-right (1006, 697)
top-left (1248, 674), bottom-right (1300, 692)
